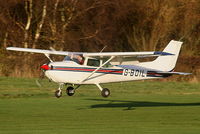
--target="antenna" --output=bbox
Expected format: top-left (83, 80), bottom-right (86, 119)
top-left (100, 45), bottom-right (107, 53)
top-left (50, 47), bottom-right (56, 51)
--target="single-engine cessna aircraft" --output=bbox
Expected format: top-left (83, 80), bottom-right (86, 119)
top-left (7, 40), bottom-right (190, 98)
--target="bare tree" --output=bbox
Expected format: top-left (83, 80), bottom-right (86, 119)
top-left (32, 0), bottom-right (47, 48)
top-left (24, 0), bottom-right (33, 48)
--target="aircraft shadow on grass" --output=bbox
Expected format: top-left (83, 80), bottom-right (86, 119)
top-left (86, 99), bottom-right (200, 110)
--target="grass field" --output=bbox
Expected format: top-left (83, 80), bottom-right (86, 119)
top-left (0, 77), bottom-right (200, 134)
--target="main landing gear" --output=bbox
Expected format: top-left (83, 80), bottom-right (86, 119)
top-left (66, 86), bottom-right (75, 96)
top-left (96, 84), bottom-right (110, 98)
top-left (101, 88), bottom-right (110, 97)
top-left (54, 83), bottom-right (110, 98)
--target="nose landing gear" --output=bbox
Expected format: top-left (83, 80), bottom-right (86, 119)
top-left (55, 90), bottom-right (62, 98)
top-left (55, 84), bottom-right (63, 98)
top-left (54, 84), bottom-right (79, 98)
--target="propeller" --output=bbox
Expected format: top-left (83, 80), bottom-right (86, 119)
top-left (35, 62), bottom-right (51, 87)
top-left (35, 51), bottom-right (54, 87)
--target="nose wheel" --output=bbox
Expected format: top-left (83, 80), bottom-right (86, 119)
top-left (55, 90), bottom-right (62, 98)
top-left (55, 84), bottom-right (63, 98)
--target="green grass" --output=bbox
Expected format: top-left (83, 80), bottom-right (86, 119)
top-left (0, 77), bottom-right (200, 134)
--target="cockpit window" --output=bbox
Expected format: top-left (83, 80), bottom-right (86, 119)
top-left (63, 55), bottom-right (84, 65)
top-left (63, 56), bottom-right (71, 61)
top-left (102, 59), bottom-right (113, 68)
top-left (87, 59), bottom-right (100, 67)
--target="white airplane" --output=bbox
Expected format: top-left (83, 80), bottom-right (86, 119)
top-left (6, 40), bottom-right (190, 98)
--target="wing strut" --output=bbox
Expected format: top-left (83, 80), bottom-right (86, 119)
top-left (44, 53), bottom-right (53, 62)
top-left (81, 56), bottom-right (115, 83)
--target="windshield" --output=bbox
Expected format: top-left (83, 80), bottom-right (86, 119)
top-left (63, 56), bottom-right (71, 61)
top-left (63, 55), bottom-right (84, 65)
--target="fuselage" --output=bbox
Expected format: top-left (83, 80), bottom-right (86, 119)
top-left (44, 61), bottom-right (167, 85)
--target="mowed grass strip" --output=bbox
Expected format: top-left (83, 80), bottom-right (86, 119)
top-left (0, 77), bottom-right (200, 134)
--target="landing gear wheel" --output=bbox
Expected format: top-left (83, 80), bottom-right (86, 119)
top-left (66, 86), bottom-right (75, 96)
top-left (101, 88), bottom-right (110, 98)
top-left (55, 90), bottom-right (62, 98)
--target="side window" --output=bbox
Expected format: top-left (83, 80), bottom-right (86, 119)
top-left (102, 59), bottom-right (113, 68)
top-left (87, 59), bottom-right (100, 67)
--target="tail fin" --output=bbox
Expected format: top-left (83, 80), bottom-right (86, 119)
top-left (139, 40), bottom-right (183, 71)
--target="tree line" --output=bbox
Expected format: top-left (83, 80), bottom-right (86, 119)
top-left (0, 0), bottom-right (199, 81)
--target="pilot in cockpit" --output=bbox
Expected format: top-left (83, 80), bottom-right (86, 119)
top-left (64, 55), bottom-right (84, 65)
top-left (73, 55), bottom-right (84, 65)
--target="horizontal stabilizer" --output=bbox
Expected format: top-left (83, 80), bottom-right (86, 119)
top-left (155, 71), bottom-right (192, 75)
top-left (146, 70), bottom-right (191, 78)
top-left (118, 65), bottom-right (191, 76)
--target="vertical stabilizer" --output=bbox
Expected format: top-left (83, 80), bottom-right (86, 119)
top-left (139, 40), bottom-right (183, 71)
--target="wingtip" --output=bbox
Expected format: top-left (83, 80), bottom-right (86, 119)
top-left (6, 47), bottom-right (18, 50)
top-left (6, 47), bottom-right (12, 50)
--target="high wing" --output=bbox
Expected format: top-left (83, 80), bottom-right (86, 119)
top-left (6, 47), bottom-right (83, 56)
top-left (6, 47), bottom-right (173, 58)
top-left (84, 51), bottom-right (173, 58)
